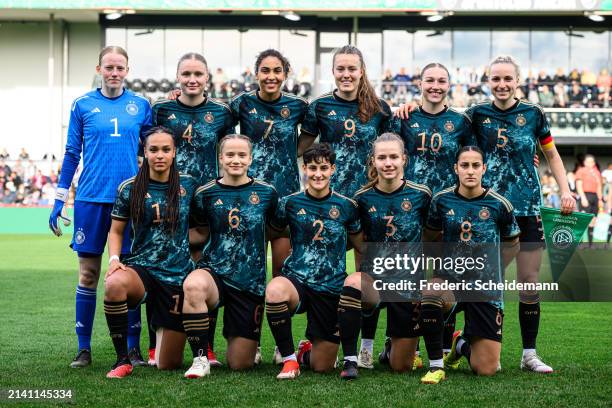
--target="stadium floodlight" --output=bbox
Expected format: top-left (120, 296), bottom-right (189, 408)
top-left (261, 10), bottom-right (280, 15)
top-left (282, 11), bottom-right (301, 21)
top-left (103, 10), bottom-right (123, 20)
top-left (585, 12), bottom-right (605, 22)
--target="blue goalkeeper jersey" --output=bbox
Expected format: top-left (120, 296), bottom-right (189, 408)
top-left (65, 88), bottom-right (152, 203)
top-left (464, 100), bottom-right (553, 216)
top-left (230, 91), bottom-right (308, 197)
top-left (301, 91), bottom-right (394, 197)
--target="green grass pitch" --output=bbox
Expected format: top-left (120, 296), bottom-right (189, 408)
top-left (1, 235), bottom-right (611, 407)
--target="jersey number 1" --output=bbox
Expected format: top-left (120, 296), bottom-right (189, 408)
top-left (110, 118), bottom-right (121, 137)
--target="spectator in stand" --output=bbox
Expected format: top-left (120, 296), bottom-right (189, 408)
top-left (24, 160), bottom-right (36, 183)
top-left (212, 67), bottom-right (228, 98)
top-left (381, 69), bottom-right (394, 102)
top-left (569, 81), bottom-right (586, 107)
top-left (450, 83), bottom-right (468, 107)
top-left (12, 159), bottom-right (24, 179)
top-left (581, 69), bottom-right (597, 90)
top-left (538, 84), bottom-right (555, 107)
top-left (596, 68), bottom-right (611, 107)
top-left (18, 148), bottom-right (29, 160)
top-left (553, 67), bottom-right (567, 84)
top-left (242, 67), bottom-right (255, 84)
top-left (0, 148), bottom-right (9, 160)
top-left (394, 67), bottom-right (411, 101)
top-left (31, 169), bottom-right (47, 191)
top-left (553, 81), bottom-right (568, 107)
top-left (569, 68), bottom-right (581, 83)
top-left (536, 70), bottom-right (553, 87)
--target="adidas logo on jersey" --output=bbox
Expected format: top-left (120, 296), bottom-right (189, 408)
top-left (167, 114), bottom-right (176, 120)
top-left (91, 107), bottom-right (101, 113)
top-left (447, 209), bottom-right (455, 215)
top-left (249, 108), bottom-right (257, 114)
top-left (214, 199), bottom-right (224, 206)
top-left (483, 117), bottom-right (492, 124)
top-left (75, 321), bottom-right (84, 328)
top-left (368, 206), bottom-right (377, 213)
top-left (297, 208), bottom-right (306, 215)
top-left (497, 329), bottom-right (502, 335)
top-left (411, 122), bottom-right (419, 128)
top-left (328, 110), bottom-right (337, 116)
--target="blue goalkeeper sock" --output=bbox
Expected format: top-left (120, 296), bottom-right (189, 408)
top-left (127, 306), bottom-right (142, 351)
top-left (75, 285), bottom-right (96, 351)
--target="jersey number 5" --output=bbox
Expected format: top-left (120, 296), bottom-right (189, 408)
top-left (496, 128), bottom-right (508, 148)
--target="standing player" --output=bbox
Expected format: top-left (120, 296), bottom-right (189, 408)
top-left (266, 143), bottom-right (362, 380)
top-left (152, 52), bottom-right (235, 366)
top-left (337, 133), bottom-right (431, 380)
top-left (230, 49), bottom-right (307, 276)
top-left (465, 56), bottom-right (575, 373)
top-left (575, 154), bottom-right (603, 247)
top-left (153, 52), bottom-right (234, 186)
top-left (104, 127), bottom-right (198, 378)
top-left (298, 45), bottom-right (394, 198)
top-left (181, 134), bottom-right (277, 377)
top-left (48, 46), bottom-right (152, 368)
top-left (426, 146), bottom-right (520, 378)
top-left (365, 63), bottom-right (475, 367)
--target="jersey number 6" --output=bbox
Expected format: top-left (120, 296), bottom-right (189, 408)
top-left (228, 208), bottom-right (241, 229)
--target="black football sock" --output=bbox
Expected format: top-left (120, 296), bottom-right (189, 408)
top-left (183, 313), bottom-right (209, 358)
top-left (420, 296), bottom-right (444, 368)
top-left (338, 286), bottom-right (361, 361)
top-left (266, 301), bottom-right (294, 357)
top-left (104, 300), bottom-right (129, 361)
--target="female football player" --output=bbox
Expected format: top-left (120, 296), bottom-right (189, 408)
top-left (464, 56), bottom-right (575, 373)
top-left (230, 49), bottom-right (307, 279)
top-left (153, 52), bottom-right (235, 366)
top-left (103, 126), bottom-right (199, 378)
top-left (266, 143), bottom-right (362, 380)
top-left (49, 46), bottom-right (152, 369)
top-left (180, 134), bottom-right (278, 378)
top-left (337, 132), bottom-right (432, 380)
top-left (298, 45), bottom-right (395, 198)
top-left (427, 145), bottom-right (520, 378)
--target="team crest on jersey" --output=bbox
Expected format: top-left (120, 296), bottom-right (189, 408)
top-left (401, 199), bottom-right (412, 212)
top-left (516, 114), bottom-right (526, 126)
top-left (126, 102), bottom-right (139, 115)
top-left (280, 107), bottom-right (290, 119)
top-left (479, 208), bottom-right (490, 220)
top-left (329, 206), bottom-right (340, 219)
top-left (179, 186), bottom-right (187, 196)
top-left (249, 192), bottom-right (260, 205)
top-left (75, 229), bottom-right (86, 245)
top-left (204, 112), bottom-right (214, 123)
top-left (444, 121), bottom-right (455, 132)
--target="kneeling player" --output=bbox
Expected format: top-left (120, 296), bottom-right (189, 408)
top-left (425, 146), bottom-right (520, 377)
top-left (266, 143), bottom-right (362, 379)
top-left (103, 127), bottom-right (199, 378)
top-left (339, 133), bottom-right (432, 379)
top-left (181, 135), bottom-right (278, 378)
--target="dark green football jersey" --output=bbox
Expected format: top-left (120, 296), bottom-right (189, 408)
top-left (427, 186), bottom-right (521, 306)
top-left (354, 180), bottom-right (431, 242)
top-left (270, 190), bottom-right (361, 295)
top-left (111, 174), bottom-right (198, 285)
top-left (152, 98), bottom-right (235, 185)
top-left (230, 91), bottom-right (308, 197)
top-left (465, 100), bottom-right (552, 216)
top-left (301, 91), bottom-right (394, 197)
top-left (192, 178), bottom-right (278, 297)
top-left (397, 107), bottom-right (475, 193)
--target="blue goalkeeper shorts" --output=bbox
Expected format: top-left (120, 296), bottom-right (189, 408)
top-left (70, 201), bottom-right (131, 256)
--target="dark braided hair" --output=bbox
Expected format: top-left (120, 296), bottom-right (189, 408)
top-left (130, 126), bottom-right (181, 235)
